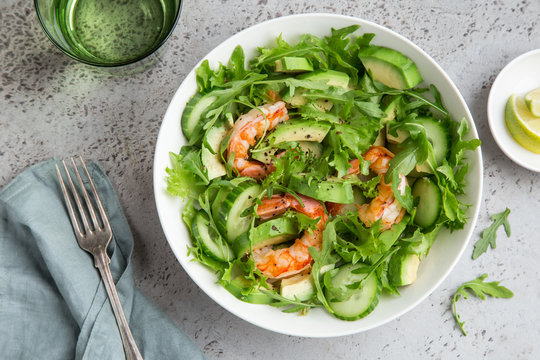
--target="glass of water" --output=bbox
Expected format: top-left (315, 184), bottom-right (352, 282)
top-left (34, 0), bottom-right (182, 66)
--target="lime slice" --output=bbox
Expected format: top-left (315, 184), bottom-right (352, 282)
top-left (505, 94), bottom-right (540, 153)
top-left (524, 87), bottom-right (540, 117)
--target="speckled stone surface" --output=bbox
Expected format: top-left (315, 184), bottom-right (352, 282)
top-left (1, 0), bottom-right (540, 358)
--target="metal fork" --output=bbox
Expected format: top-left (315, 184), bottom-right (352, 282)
top-left (56, 157), bottom-right (143, 360)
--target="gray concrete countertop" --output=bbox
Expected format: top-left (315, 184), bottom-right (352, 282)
top-left (1, 0), bottom-right (539, 358)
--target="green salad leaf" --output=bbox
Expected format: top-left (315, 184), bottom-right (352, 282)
top-left (472, 208), bottom-right (511, 259)
top-left (166, 149), bottom-right (208, 199)
top-left (452, 274), bottom-right (513, 336)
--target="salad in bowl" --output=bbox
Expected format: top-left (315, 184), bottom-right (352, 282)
top-left (164, 24), bottom-right (481, 322)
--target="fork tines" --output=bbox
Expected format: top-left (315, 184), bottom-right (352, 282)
top-left (55, 157), bottom-right (112, 240)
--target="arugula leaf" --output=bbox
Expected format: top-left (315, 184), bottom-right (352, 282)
top-left (436, 160), bottom-right (458, 191)
top-left (227, 45), bottom-right (246, 81)
top-left (188, 72), bottom-right (268, 145)
top-left (449, 118), bottom-right (482, 167)
top-left (472, 208), bottom-right (511, 259)
top-left (323, 25), bottom-right (362, 83)
top-left (251, 34), bottom-right (325, 70)
top-left (386, 139), bottom-right (421, 181)
top-left (401, 225), bottom-right (441, 259)
top-left (452, 274), bottom-right (513, 336)
top-left (260, 288), bottom-right (317, 314)
top-left (281, 210), bottom-right (320, 234)
top-left (296, 103), bottom-right (342, 123)
top-left (332, 212), bottom-right (387, 263)
top-left (309, 220), bottom-right (341, 313)
top-left (385, 139), bottom-right (425, 211)
top-left (349, 174), bottom-right (380, 198)
top-left (259, 146), bottom-right (313, 195)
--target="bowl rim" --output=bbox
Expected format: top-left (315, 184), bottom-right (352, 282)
top-left (153, 12), bottom-right (483, 337)
top-left (33, 0), bottom-right (183, 67)
top-left (487, 48), bottom-right (540, 172)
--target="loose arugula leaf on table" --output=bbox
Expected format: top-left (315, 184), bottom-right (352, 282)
top-left (452, 274), bottom-right (513, 336)
top-left (472, 208), bottom-right (511, 259)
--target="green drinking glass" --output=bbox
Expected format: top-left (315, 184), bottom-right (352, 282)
top-left (35, 0), bottom-right (182, 66)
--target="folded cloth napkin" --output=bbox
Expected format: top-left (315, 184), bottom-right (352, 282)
top-left (0, 159), bottom-right (206, 360)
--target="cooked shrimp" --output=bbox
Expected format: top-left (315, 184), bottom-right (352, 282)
top-left (327, 146), bottom-right (408, 229)
top-left (362, 146), bottom-right (394, 175)
top-left (253, 194), bottom-right (328, 279)
top-left (357, 146), bottom-right (408, 230)
top-left (227, 101), bottom-right (289, 179)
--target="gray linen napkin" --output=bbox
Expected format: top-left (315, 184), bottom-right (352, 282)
top-left (0, 159), bottom-right (206, 360)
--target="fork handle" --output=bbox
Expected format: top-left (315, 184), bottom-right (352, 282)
top-left (95, 249), bottom-right (144, 360)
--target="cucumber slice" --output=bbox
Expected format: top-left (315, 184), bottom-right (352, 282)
top-left (326, 263), bottom-right (381, 321)
top-left (181, 93), bottom-right (218, 140)
top-left (217, 181), bottom-right (261, 242)
top-left (201, 123), bottom-right (229, 180)
top-left (289, 173), bottom-right (354, 203)
top-left (388, 249), bottom-right (420, 286)
top-left (297, 70), bottom-right (350, 89)
top-left (412, 177), bottom-right (442, 228)
top-left (359, 46), bottom-right (423, 90)
top-left (231, 217), bottom-right (298, 258)
top-left (416, 117), bottom-right (450, 172)
top-left (192, 211), bottom-right (233, 262)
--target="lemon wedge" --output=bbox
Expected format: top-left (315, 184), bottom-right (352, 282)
top-left (505, 94), bottom-right (540, 153)
top-left (524, 87), bottom-right (540, 117)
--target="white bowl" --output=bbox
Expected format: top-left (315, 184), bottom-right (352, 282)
top-left (487, 49), bottom-right (540, 172)
top-left (153, 13), bottom-right (483, 337)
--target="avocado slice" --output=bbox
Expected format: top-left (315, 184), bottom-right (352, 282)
top-left (359, 46), bottom-right (423, 90)
top-left (297, 69), bottom-right (350, 89)
top-left (251, 141), bottom-right (323, 164)
top-left (281, 70), bottom-right (350, 109)
top-left (280, 272), bottom-right (315, 301)
top-left (264, 119), bottom-right (331, 145)
top-left (289, 174), bottom-right (354, 203)
top-left (232, 217), bottom-right (299, 258)
top-left (275, 57), bottom-right (314, 73)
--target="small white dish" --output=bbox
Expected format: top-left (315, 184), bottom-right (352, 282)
top-left (487, 49), bottom-right (540, 172)
top-left (153, 13), bottom-right (483, 337)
